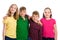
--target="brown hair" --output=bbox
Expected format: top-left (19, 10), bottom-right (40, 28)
top-left (32, 11), bottom-right (39, 17)
top-left (43, 7), bottom-right (52, 18)
top-left (20, 6), bottom-right (26, 12)
top-left (7, 4), bottom-right (18, 20)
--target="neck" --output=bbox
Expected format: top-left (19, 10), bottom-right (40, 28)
top-left (21, 15), bottom-right (25, 20)
top-left (11, 14), bottom-right (14, 17)
top-left (45, 17), bottom-right (50, 20)
top-left (19, 13), bottom-right (25, 17)
top-left (20, 13), bottom-right (25, 17)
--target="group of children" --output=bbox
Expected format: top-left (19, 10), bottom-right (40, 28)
top-left (3, 4), bottom-right (57, 40)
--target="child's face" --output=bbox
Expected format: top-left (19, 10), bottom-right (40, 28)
top-left (10, 5), bottom-right (17, 14)
top-left (20, 10), bottom-right (26, 17)
top-left (32, 14), bottom-right (39, 21)
top-left (44, 9), bottom-right (51, 18)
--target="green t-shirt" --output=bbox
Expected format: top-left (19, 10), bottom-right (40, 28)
top-left (16, 16), bottom-right (29, 40)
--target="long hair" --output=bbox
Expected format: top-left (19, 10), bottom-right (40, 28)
top-left (7, 4), bottom-right (18, 20)
top-left (43, 7), bottom-right (52, 18)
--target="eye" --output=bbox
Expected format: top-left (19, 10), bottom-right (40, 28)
top-left (12, 6), bottom-right (17, 9)
top-left (45, 12), bottom-right (47, 13)
top-left (48, 12), bottom-right (50, 13)
top-left (14, 7), bottom-right (17, 9)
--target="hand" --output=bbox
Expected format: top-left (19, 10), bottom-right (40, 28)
top-left (3, 32), bottom-right (5, 40)
top-left (55, 35), bottom-right (57, 40)
top-left (37, 20), bottom-right (42, 26)
top-left (3, 36), bottom-right (5, 40)
top-left (55, 38), bottom-right (57, 40)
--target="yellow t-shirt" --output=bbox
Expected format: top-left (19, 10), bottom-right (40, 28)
top-left (3, 17), bottom-right (17, 38)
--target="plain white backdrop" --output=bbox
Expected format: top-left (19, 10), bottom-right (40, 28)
top-left (0, 0), bottom-right (60, 40)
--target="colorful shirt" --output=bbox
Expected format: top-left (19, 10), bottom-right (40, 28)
top-left (29, 18), bottom-right (42, 40)
top-left (16, 16), bottom-right (29, 40)
top-left (3, 17), bottom-right (17, 38)
top-left (40, 18), bottom-right (56, 38)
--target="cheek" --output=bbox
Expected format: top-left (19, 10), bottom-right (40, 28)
top-left (23, 13), bottom-right (26, 15)
top-left (13, 8), bottom-right (16, 12)
top-left (49, 14), bottom-right (51, 15)
top-left (14, 10), bottom-right (16, 13)
top-left (48, 13), bottom-right (51, 16)
top-left (32, 17), bottom-right (34, 20)
top-left (10, 8), bottom-right (12, 12)
top-left (36, 17), bottom-right (38, 19)
top-left (24, 13), bottom-right (26, 15)
top-left (34, 17), bottom-right (37, 20)
top-left (10, 8), bottom-right (16, 12)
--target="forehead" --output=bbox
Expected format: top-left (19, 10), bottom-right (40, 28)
top-left (11, 5), bottom-right (17, 8)
top-left (44, 9), bottom-right (50, 12)
top-left (21, 10), bottom-right (26, 12)
top-left (33, 14), bottom-right (39, 16)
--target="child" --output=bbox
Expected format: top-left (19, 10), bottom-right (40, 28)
top-left (40, 7), bottom-right (57, 40)
top-left (29, 11), bottom-right (42, 40)
top-left (16, 7), bottom-right (29, 40)
top-left (3, 4), bottom-right (18, 40)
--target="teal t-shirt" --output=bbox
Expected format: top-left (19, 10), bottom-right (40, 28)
top-left (16, 16), bottom-right (29, 40)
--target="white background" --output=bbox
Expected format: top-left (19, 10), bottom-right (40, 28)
top-left (0, 0), bottom-right (60, 40)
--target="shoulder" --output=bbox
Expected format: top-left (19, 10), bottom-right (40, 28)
top-left (3, 17), bottom-right (9, 24)
top-left (51, 18), bottom-right (56, 21)
top-left (3, 17), bottom-right (9, 21)
top-left (51, 18), bottom-right (56, 24)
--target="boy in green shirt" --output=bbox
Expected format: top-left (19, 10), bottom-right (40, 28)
top-left (16, 7), bottom-right (29, 40)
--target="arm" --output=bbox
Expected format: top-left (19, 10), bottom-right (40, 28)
top-left (25, 14), bottom-right (31, 20)
top-left (3, 23), bottom-right (6, 40)
top-left (3, 17), bottom-right (8, 40)
top-left (54, 24), bottom-right (57, 40)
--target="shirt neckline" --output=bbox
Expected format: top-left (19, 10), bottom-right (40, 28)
top-left (44, 18), bottom-right (52, 21)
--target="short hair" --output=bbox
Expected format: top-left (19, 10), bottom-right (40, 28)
top-left (43, 7), bottom-right (52, 18)
top-left (32, 11), bottom-right (39, 17)
top-left (20, 6), bottom-right (26, 12)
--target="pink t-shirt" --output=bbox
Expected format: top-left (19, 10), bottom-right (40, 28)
top-left (40, 18), bottom-right (56, 38)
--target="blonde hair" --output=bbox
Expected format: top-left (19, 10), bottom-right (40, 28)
top-left (7, 4), bottom-right (18, 20)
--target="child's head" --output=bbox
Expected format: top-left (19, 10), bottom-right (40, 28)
top-left (19, 6), bottom-right (26, 17)
top-left (43, 7), bottom-right (52, 18)
top-left (32, 11), bottom-right (39, 21)
top-left (7, 4), bottom-right (18, 19)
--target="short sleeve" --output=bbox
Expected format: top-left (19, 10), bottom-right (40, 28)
top-left (3, 18), bottom-right (8, 24)
top-left (53, 19), bottom-right (56, 24)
